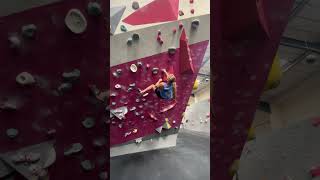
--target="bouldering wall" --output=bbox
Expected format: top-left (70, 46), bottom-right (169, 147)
top-left (212, 0), bottom-right (294, 179)
top-left (110, 0), bottom-right (210, 149)
top-left (0, 0), bottom-right (108, 179)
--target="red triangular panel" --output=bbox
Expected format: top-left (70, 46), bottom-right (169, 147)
top-left (179, 29), bottom-right (195, 74)
top-left (123, 0), bottom-right (179, 25)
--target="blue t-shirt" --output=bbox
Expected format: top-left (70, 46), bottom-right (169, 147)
top-left (156, 82), bottom-right (174, 100)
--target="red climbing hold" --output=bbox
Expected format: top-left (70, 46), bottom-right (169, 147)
top-left (179, 29), bottom-right (194, 74)
top-left (179, 22), bottom-right (184, 29)
top-left (122, 0), bottom-right (180, 25)
top-left (191, 9), bottom-right (195, 14)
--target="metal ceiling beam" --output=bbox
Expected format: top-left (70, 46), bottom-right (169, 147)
top-left (280, 37), bottom-right (320, 54)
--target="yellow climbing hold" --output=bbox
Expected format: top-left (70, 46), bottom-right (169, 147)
top-left (162, 118), bottom-right (172, 129)
top-left (193, 79), bottom-right (199, 90)
top-left (264, 53), bottom-right (282, 91)
top-left (229, 159), bottom-right (239, 177)
top-left (247, 126), bottom-right (256, 141)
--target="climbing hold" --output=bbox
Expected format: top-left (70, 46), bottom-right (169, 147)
top-left (129, 83), bottom-right (136, 87)
top-left (155, 126), bottom-right (162, 133)
top-left (135, 99), bottom-right (140, 103)
top-left (229, 159), bottom-right (240, 177)
top-left (99, 172), bottom-right (108, 180)
top-left (124, 132), bottom-right (131, 137)
top-left (87, 2), bottom-right (102, 16)
top-left (127, 37), bottom-right (133, 45)
top-left (46, 129), bottom-right (56, 138)
top-left (179, 10), bottom-right (184, 16)
top-left (62, 69), bottom-right (80, 81)
top-left (132, 129), bottom-right (138, 134)
top-left (132, 33), bottom-right (140, 41)
top-left (191, 19), bottom-right (200, 29)
top-left (16, 72), bottom-right (36, 86)
top-left (157, 30), bottom-right (161, 35)
top-left (132, 1), bottom-right (140, 10)
top-left (159, 39), bottom-right (164, 45)
top-left (58, 83), bottom-right (73, 92)
top-left (173, 120), bottom-right (176, 124)
top-left (190, 0), bottom-right (194, 3)
top-left (110, 106), bottom-right (128, 120)
top-left (127, 87), bottom-right (133, 92)
top-left (116, 69), bottom-right (122, 75)
top-left (82, 117), bottom-right (96, 129)
top-left (120, 25), bottom-right (127, 32)
top-left (93, 137), bottom-right (106, 148)
top-left (191, 9), bottom-right (195, 14)
top-left (146, 64), bottom-right (150, 69)
top-left (21, 24), bottom-right (37, 39)
top-left (162, 118), bottom-right (172, 129)
top-left (141, 116), bottom-right (145, 119)
top-left (135, 112), bottom-right (140, 116)
top-left (81, 160), bottom-right (95, 171)
top-left (118, 124), bottom-right (123, 128)
top-left (8, 35), bottom-right (21, 49)
top-left (130, 64), bottom-right (138, 72)
top-left (135, 137), bottom-right (142, 144)
top-left (65, 9), bottom-right (87, 34)
top-left (110, 92), bottom-right (117, 97)
top-left (173, 28), bottom-right (177, 33)
top-left (179, 22), bottom-right (183, 29)
top-left (149, 112), bottom-right (158, 121)
top-left (168, 47), bottom-right (176, 55)
top-left (6, 128), bottom-right (19, 139)
top-left (138, 105), bottom-right (143, 109)
top-left (142, 93), bottom-right (149, 97)
top-left (152, 68), bottom-right (159, 74)
top-left (64, 143), bottom-right (83, 156)
top-left (112, 71), bottom-right (119, 78)
top-left (129, 107), bottom-right (136, 111)
top-left (137, 61), bottom-right (143, 67)
top-left (115, 84), bottom-right (121, 89)
top-left (142, 98), bottom-right (146, 101)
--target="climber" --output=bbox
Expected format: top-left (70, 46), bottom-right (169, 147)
top-left (139, 69), bottom-right (176, 100)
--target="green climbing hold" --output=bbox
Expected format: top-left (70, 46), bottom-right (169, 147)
top-left (120, 25), bottom-right (127, 32)
top-left (6, 128), bottom-right (19, 139)
top-left (87, 2), bottom-right (102, 16)
top-left (82, 117), bottom-right (95, 129)
top-left (81, 160), bottom-right (95, 171)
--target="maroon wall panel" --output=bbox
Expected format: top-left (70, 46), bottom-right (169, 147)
top-left (0, 0), bottom-right (108, 179)
top-left (212, 0), bottom-right (294, 179)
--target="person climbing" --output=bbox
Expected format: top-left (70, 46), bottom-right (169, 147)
top-left (139, 69), bottom-right (176, 100)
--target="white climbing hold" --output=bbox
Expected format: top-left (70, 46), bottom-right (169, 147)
top-left (155, 126), bottom-right (162, 133)
top-left (130, 64), bottom-right (138, 72)
top-left (135, 137), bottom-right (142, 144)
top-left (65, 9), bottom-right (87, 34)
top-left (115, 84), bottom-right (121, 89)
top-left (16, 72), bottom-right (36, 86)
top-left (8, 35), bottom-right (21, 49)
